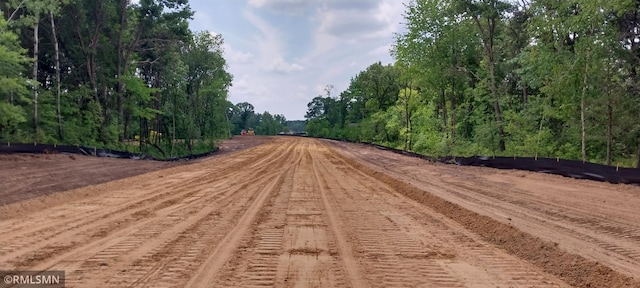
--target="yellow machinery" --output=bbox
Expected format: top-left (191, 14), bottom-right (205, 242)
top-left (247, 128), bottom-right (255, 136)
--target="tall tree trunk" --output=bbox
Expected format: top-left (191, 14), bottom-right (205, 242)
top-left (403, 86), bottom-right (410, 151)
top-left (451, 27), bottom-right (458, 147)
top-left (636, 138), bottom-right (640, 169)
top-left (116, 0), bottom-right (127, 142)
top-left (72, 12), bottom-right (98, 102)
top-left (32, 19), bottom-right (39, 142)
top-left (488, 58), bottom-right (505, 152)
top-left (408, 116), bottom-right (413, 151)
top-left (472, 16), bottom-right (505, 152)
top-left (153, 75), bottom-right (163, 144)
top-left (606, 101), bottom-right (612, 166)
top-left (172, 94), bottom-right (177, 157)
top-left (450, 76), bottom-right (456, 146)
top-left (604, 62), bottom-right (613, 166)
top-left (51, 12), bottom-right (63, 141)
top-left (88, 55), bottom-right (98, 101)
top-left (441, 86), bottom-right (448, 132)
top-left (124, 110), bottom-right (130, 140)
top-left (580, 48), bottom-right (591, 163)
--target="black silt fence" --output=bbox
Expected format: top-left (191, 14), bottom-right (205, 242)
top-left (0, 143), bottom-right (218, 162)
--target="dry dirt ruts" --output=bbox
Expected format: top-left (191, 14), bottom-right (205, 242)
top-left (0, 136), bottom-right (272, 206)
top-left (1, 137), bottom-right (638, 287)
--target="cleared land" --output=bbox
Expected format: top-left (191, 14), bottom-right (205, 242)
top-left (0, 136), bottom-right (271, 206)
top-left (1, 137), bottom-right (638, 287)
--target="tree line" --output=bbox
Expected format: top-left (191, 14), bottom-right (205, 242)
top-left (305, 0), bottom-right (640, 168)
top-left (228, 102), bottom-right (288, 136)
top-left (1, 0), bottom-right (285, 158)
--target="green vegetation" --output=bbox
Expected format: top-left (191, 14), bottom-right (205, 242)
top-left (286, 120), bottom-right (306, 134)
top-left (305, 0), bottom-right (640, 168)
top-left (227, 102), bottom-right (287, 136)
top-left (0, 1), bottom-right (285, 159)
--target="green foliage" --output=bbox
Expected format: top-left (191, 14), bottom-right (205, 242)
top-left (305, 0), bottom-right (640, 167)
top-left (0, 102), bottom-right (27, 138)
top-left (256, 112), bottom-right (284, 135)
top-left (0, 17), bottom-right (30, 140)
top-left (286, 120), bottom-right (306, 133)
top-left (123, 75), bottom-right (161, 120)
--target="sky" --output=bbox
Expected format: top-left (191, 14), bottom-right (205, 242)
top-left (187, 0), bottom-right (407, 120)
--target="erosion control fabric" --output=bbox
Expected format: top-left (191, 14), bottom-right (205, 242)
top-left (368, 143), bottom-right (639, 185)
top-left (0, 143), bottom-right (218, 162)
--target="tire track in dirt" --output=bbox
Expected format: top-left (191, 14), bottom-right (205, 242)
top-left (279, 147), bottom-right (350, 288)
top-left (330, 139), bottom-right (640, 279)
top-left (185, 171), bottom-right (287, 288)
top-left (0, 141), bottom-right (293, 270)
top-left (400, 176), bottom-right (640, 278)
top-left (310, 148), bottom-right (368, 288)
top-left (3, 137), bottom-right (637, 287)
top-left (359, 181), bottom-right (566, 287)
top-left (376, 160), bottom-right (640, 278)
top-left (442, 179), bottom-right (640, 267)
top-left (0, 139), bottom-right (299, 287)
top-left (326, 141), bottom-right (640, 287)
top-left (205, 141), bottom-right (351, 288)
top-left (184, 140), bottom-right (303, 288)
top-left (314, 141), bottom-right (565, 287)
top-left (313, 149), bottom-right (467, 288)
top-left (63, 175), bottom-right (273, 287)
top-left (81, 141), bottom-right (299, 287)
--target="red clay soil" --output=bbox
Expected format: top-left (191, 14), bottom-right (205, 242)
top-left (0, 136), bottom-right (274, 206)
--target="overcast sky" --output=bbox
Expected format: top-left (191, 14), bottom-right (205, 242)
top-left (187, 0), bottom-right (406, 120)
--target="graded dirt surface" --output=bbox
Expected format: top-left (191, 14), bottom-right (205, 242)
top-left (1, 137), bottom-right (638, 287)
top-left (0, 136), bottom-right (272, 206)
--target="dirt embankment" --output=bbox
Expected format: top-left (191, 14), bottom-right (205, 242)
top-left (0, 136), bottom-right (273, 206)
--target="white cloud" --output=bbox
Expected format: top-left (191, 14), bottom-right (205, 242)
top-left (376, 0), bottom-right (406, 36)
top-left (249, 0), bottom-right (379, 11)
top-left (308, 0), bottom-right (405, 57)
top-left (248, 0), bottom-right (312, 14)
top-left (224, 45), bottom-right (254, 64)
top-left (314, 0), bottom-right (392, 38)
top-left (266, 57), bottom-right (305, 74)
top-left (318, 10), bottom-right (386, 39)
top-left (244, 10), bottom-right (281, 57)
top-left (368, 44), bottom-right (392, 58)
top-left (244, 10), bottom-right (304, 74)
top-left (231, 74), bottom-right (269, 102)
top-left (233, 74), bottom-right (252, 91)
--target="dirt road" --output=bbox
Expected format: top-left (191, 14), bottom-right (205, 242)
top-left (1, 137), bottom-right (638, 287)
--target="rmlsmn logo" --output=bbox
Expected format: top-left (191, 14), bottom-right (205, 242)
top-left (0, 271), bottom-right (65, 288)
